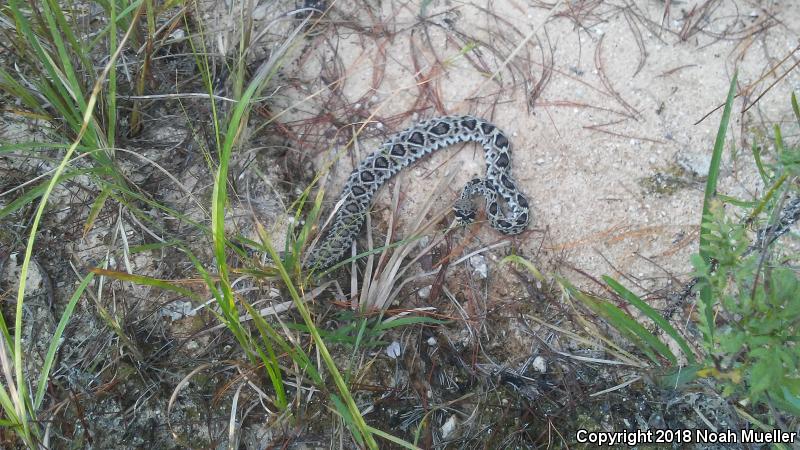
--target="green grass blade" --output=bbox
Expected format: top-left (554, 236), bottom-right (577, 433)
top-left (292, 187), bottom-right (324, 272)
top-left (45, 0), bottom-right (94, 75)
top-left (349, 317), bottom-right (371, 376)
top-left (747, 173), bottom-right (788, 223)
top-left (366, 425), bottom-right (422, 450)
top-left (262, 235), bottom-right (378, 448)
top-left (107, 0), bottom-right (118, 148)
top-left (0, 386), bottom-right (22, 430)
top-left (750, 141), bottom-right (770, 186)
top-left (781, 387), bottom-right (800, 414)
top-left (697, 72), bottom-right (738, 343)
top-left (128, 240), bottom-right (181, 254)
top-left (0, 67), bottom-right (46, 114)
top-left (699, 72), bottom-right (737, 260)
top-left (41, 0), bottom-right (89, 114)
top-left (0, 141), bottom-right (70, 154)
top-left (34, 272), bottom-right (94, 409)
top-left (83, 187), bottom-right (112, 236)
top-left (241, 300), bottom-right (288, 409)
top-left (716, 194), bottom-right (757, 209)
top-left (330, 394), bottom-right (364, 446)
top-left (9, 2), bottom-right (142, 391)
top-left (0, 171), bottom-right (84, 220)
top-left (597, 302), bottom-right (672, 365)
top-left (88, 1), bottom-right (142, 51)
top-left (374, 316), bottom-right (446, 331)
top-left (603, 276), bottom-right (696, 364)
top-left (657, 364), bottom-right (702, 388)
top-left (773, 124), bottom-right (785, 155)
top-left (501, 254), bottom-right (546, 283)
top-left (574, 290), bottom-right (675, 365)
top-left (205, 18), bottom-right (317, 396)
top-left (8, 0), bottom-right (83, 133)
top-left (90, 268), bottom-right (202, 301)
top-left (0, 418), bottom-right (20, 428)
top-left (34, 77), bottom-right (84, 131)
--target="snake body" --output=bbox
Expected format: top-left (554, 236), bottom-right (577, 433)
top-left (306, 115), bottom-right (530, 270)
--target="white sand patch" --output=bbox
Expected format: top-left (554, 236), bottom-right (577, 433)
top-left (273, 1), bottom-right (800, 288)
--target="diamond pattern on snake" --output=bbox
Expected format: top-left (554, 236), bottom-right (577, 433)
top-left (305, 115), bottom-right (530, 270)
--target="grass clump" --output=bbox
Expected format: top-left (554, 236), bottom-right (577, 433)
top-left (0, 0), bottom-right (146, 446)
top-left (0, 1), bottom-right (392, 446)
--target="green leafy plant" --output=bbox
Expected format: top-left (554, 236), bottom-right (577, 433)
top-left (692, 200), bottom-right (799, 413)
top-left (593, 74), bottom-right (799, 426)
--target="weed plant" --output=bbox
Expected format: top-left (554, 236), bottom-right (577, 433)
top-left (568, 75), bottom-right (800, 433)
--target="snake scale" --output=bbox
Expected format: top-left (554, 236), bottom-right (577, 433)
top-left (305, 115), bottom-right (530, 270)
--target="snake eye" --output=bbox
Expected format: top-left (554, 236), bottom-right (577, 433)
top-left (454, 209), bottom-right (476, 222)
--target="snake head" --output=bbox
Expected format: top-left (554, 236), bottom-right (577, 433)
top-left (453, 197), bottom-right (478, 225)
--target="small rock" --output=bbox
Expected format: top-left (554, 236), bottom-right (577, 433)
top-left (469, 254), bottom-right (488, 279)
top-left (532, 356), bottom-right (547, 373)
top-left (386, 341), bottom-right (402, 359)
top-left (418, 236), bottom-right (430, 249)
top-left (440, 415), bottom-right (459, 439)
top-left (160, 301), bottom-right (195, 321)
top-left (418, 285), bottom-right (432, 298)
top-left (252, 4), bottom-right (268, 20)
top-left (676, 152), bottom-right (712, 178)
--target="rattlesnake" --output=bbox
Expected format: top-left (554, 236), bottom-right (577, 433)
top-left (305, 115), bottom-right (530, 270)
